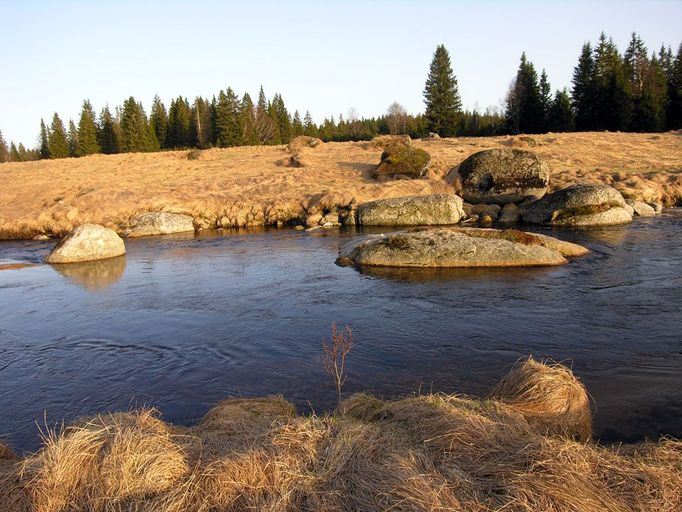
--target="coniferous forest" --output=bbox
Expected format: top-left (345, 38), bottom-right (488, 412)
top-left (1, 32), bottom-right (681, 163)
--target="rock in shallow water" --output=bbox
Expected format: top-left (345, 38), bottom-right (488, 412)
top-left (357, 194), bottom-right (465, 226)
top-left (45, 224), bottom-right (126, 263)
top-left (126, 212), bottom-right (195, 237)
top-left (625, 199), bottom-right (656, 217)
top-left (522, 184), bottom-right (632, 226)
top-left (336, 227), bottom-right (587, 268)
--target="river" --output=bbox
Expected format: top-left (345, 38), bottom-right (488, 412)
top-left (1, 212), bottom-right (681, 452)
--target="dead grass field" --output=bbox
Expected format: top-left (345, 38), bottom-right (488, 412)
top-left (1, 359), bottom-right (680, 512)
top-left (0, 131), bottom-right (680, 239)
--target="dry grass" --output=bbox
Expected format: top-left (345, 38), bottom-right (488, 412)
top-left (0, 360), bottom-right (680, 511)
top-left (1, 131), bottom-right (679, 239)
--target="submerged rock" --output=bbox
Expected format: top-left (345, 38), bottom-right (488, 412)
top-left (337, 227), bottom-right (587, 268)
top-left (373, 144), bottom-right (431, 180)
top-left (357, 194), bottom-right (465, 226)
top-left (126, 212), bottom-right (195, 237)
top-left (45, 224), bottom-right (126, 263)
top-left (457, 148), bottom-right (549, 204)
top-left (522, 184), bottom-right (632, 226)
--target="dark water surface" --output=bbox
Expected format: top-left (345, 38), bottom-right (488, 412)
top-left (1, 212), bottom-right (681, 452)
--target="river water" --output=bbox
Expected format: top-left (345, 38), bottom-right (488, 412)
top-left (1, 212), bottom-right (681, 452)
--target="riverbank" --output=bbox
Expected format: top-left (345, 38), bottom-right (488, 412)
top-left (1, 132), bottom-right (680, 239)
top-left (0, 359), bottom-right (680, 511)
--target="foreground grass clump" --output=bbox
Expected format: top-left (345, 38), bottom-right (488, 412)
top-left (0, 358), bottom-right (680, 511)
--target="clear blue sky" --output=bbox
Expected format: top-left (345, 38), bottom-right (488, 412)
top-left (1, 0), bottom-right (680, 147)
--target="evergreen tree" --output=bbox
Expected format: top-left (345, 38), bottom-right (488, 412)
top-left (593, 33), bottom-right (632, 131)
top-left (214, 88), bottom-right (242, 147)
top-left (10, 142), bottom-right (20, 162)
top-left (190, 96), bottom-right (214, 148)
top-left (167, 97), bottom-right (192, 148)
top-left (423, 44), bottom-right (462, 137)
top-left (119, 97), bottom-right (158, 152)
top-left (48, 113), bottom-right (69, 159)
top-left (539, 69), bottom-right (552, 129)
top-left (77, 100), bottom-right (100, 155)
top-left (272, 94), bottom-right (292, 144)
top-left (303, 111), bottom-right (317, 137)
top-left (255, 86), bottom-right (277, 144)
top-left (39, 119), bottom-right (50, 159)
top-left (505, 53), bottom-right (544, 133)
top-left (548, 89), bottom-right (575, 132)
top-left (266, 96), bottom-right (282, 145)
top-left (0, 130), bottom-right (8, 163)
top-left (572, 43), bottom-right (597, 130)
top-left (18, 143), bottom-right (29, 161)
top-left (149, 95), bottom-right (169, 149)
top-left (98, 106), bottom-right (121, 154)
top-left (292, 110), bottom-right (304, 136)
top-left (666, 43), bottom-right (682, 129)
top-left (239, 93), bottom-right (259, 145)
top-left (67, 120), bottom-right (78, 157)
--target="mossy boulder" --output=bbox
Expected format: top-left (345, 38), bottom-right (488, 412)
top-left (522, 184), bottom-right (633, 226)
top-left (373, 144), bottom-right (431, 180)
top-left (458, 149), bottom-right (549, 204)
top-left (357, 194), bottom-right (465, 226)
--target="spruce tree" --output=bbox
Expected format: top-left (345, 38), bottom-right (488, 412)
top-left (594, 33), bottom-right (632, 131)
top-left (39, 119), bottom-right (50, 159)
top-left (548, 89), bottom-right (575, 132)
top-left (292, 111), bottom-right (304, 136)
top-left (18, 143), bottom-right (29, 161)
top-left (303, 111), bottom-right (317, 137)
top-left (77, 100), bottom-right (100, 155)
top-left (273, 94), bottom-right (292, 144)
top-left (167, 97), bottom-right (192, 148)
top-left (539, 69), bottom-right (552, 130)
top-left (119, 97), bottom-right (157, 152)
top-left (10, 142), bottom-right (20, 162)
top-left (572, 43), bottom-right (597, 130)
top-left (0, 130), bottom-right (8, 163)
top-left (150, 95), bottom-right (169, 149)
top-left (239, 93), bottom-right (259, 146)
top-left (423, 44), bottom-right (462, 137)
top-left (98, 106), bottom-right (121, 154)
top-left (666, 43), bottom-right (682, 130)
top-left (214, 88), bottom-right (241, 147)
top-left (190, 97), bottom-right (214, 148)
top-left (505, 53), bottom-right (544, 133)
top-left (255, 86), bottom-right (276, 144)
top-left (48, 113), bottom-right (69, 159)
top-left (67, 120), bottom-right (78, 157)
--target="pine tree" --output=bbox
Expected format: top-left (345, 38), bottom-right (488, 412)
top-left (240, 93), bottom-right (259, 146)
top-left (119, 97), bottom-right (158, 152)
top-left (39, 119), bottom-right (50, 159)
top-left (0, 130), bottom-right (8, 163)
top-left (48, 113), bottom-right (69, 159)
top-left (9, 142), bottom-right (20, 162)
top-left (67, 120), bottom-right (78, 157)
top-left (594, 33), bottom-right (632, 131)
top-left (149, 95), bottom-right (169, 149)
top-left (505, 53), bottom-right (544, 133)
top-left (167, 97), bottom-right (192, 148)
top-left (548, 89), bottom-right (575, 132)
top-left (572, 43), bottom-right (597, 131)
top-left (98, 106), bottom-right (121, 154)
top-left (214, 88), bottom-right (241, 147)
top-left (303, 111), bottom-right (317, 137)
top-left (255, 86), bottom-right (276, 144)
top-left (292, 111), bottom-right (304, 136)
top-left (539, 69), bottom-right (552, 130)
top-left (18, 143), bottom-right (29, 161)
top-left (190, 96), bottom-right (214, 148)
top-left (423, 44), bottom-right (462, 137)
top-left (666, 43), bottom-right (682, 129)
top-left (272, 94), bottom-right (292, 144)
top-left (76, 100), bottom-right (100, 156)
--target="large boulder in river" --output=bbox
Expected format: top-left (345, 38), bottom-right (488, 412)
top-left (46, 224), bottom-right (126, 263)
top-left (458, 149), bottom-right (549, 204)
top-left (522, 184), bottom-right (633, 226)
top-left (126, 212), bottom-right (195, 237)
top-left (336, 227), bottom-right (587, 268)
top-left (373, 144), bottom-right (431, 180)
top-left (357, 194), bottom-right (465, 226)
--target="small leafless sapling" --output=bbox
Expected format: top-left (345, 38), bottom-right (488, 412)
top-left (322, 322), bottom-right (354, 406)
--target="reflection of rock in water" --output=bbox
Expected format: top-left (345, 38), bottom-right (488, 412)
top-left (52, 256), bottom-right (126, 290)
top-left (356, 264), bottom-right (555, 283)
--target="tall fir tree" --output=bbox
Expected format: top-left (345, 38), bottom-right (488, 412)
top-left (665, 43), bottom-right (682, 129)
top-left (240, 93), bottom-right (259, 145)
top-left (548, 89), bottom-right (575, 132)
top-left (167, 97), bottom-right (192, 148)
top-left (119, 97), bottom-right (158, 152)
top-left (149, 95), bottom-right (169, 149)
top-left (292, 111), bottom-right (304, 136)
top-left (255, 86), bottom-right (277, 144)
top-left (572, 43), bottom-right (597, 130)
top-left (9, 142), bottom-right (20, 162)
top-left (303, 111), bottom-right (317, 137)
top-left (67, 120), bottom-right (78, 157)
top-left (98, 106), bottom-right (121, 154)
top-left (423, 44), bottom-right (462, 137)
top-left (77, 100), bottom-right (100, 156)
top-left (272, 94), bottom-right (292, 144)
top-left (48, 113), bottom-right (69, 159)
top-left (593, 33), bottom-right (632, 131)
top-left (39, 119), bottom-right (50, 159)
top-left (0, 130), bottom-right (8, 163)
top-left (539, 69), bottom-right (552, 129)
top-left (505, 53), bottom-right (544, 133)
top-left (190, 96), bottom-right (214, 148)
top-left (214, 88), bottom-right (242, 147)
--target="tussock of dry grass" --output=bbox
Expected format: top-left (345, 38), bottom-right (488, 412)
top-left (1, 361), bottom-right (680, 511)
top-left (1, 132), bottom-right (679, 238)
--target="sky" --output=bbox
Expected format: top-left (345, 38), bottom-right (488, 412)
top-left (1, 0), bottom-right (681, 147)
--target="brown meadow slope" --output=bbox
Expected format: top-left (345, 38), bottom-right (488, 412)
top-left (0, 131), bottom-right (680, 239)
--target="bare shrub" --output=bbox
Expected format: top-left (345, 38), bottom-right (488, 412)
top-left (322, 322), bottom-right (354, 406)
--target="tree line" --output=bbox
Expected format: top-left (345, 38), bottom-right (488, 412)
top-left (1, 31), bottom-right (680, 163)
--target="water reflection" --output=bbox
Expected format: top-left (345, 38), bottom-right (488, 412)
top-left (51, 256), bottom-right (126, 290)
top-left (356, 264), bottom-right (558, 282)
